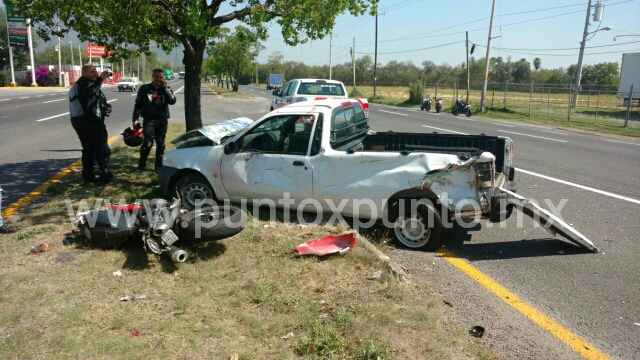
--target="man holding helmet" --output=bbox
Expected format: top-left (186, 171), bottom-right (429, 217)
top-left (132, 68), bottom-right (176, 173)
top-left (68, 64), bottom-right (113, 185)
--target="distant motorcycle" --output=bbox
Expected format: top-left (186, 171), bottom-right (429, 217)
top-left (435, 98), bottom-right (443, 113)
top-left (452, 99), bottom-right (472, 117)
top-left (420, 98), bottom-right (432, 111)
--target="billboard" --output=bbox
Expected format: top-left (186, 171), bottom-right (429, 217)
top-left (85, 44), bottom-right (107, 57)
top-left (5, 3), bottom-right (28, 46)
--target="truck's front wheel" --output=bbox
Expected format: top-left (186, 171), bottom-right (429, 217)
top-left (393, 202), bottom-right (444, 251)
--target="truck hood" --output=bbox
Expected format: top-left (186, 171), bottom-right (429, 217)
top-left (171, 117), bottom-right (254, 149)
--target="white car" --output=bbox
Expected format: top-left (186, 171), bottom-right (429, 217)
top-left (270, 79), bottom-right (350, 111)
top-left (118, 77), bottom-right (138, 92)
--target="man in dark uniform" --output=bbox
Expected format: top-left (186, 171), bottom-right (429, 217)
top-left (132, 68), bottom-right (177, 172)
top-left (69, 64), bottom-right (113, 184)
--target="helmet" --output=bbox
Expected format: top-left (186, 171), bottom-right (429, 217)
top-left (122, 127), bottom-right (143, 147)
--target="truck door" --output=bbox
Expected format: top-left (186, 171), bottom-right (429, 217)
top-left (275, 81), bottom-right (297, 109)
top-left (220, 114), bottom-right (314, 207)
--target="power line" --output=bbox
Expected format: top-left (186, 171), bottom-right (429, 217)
top-left (358, 40), bottom-right (465, 55)
top-left (476, 40), bottom-right (640, 52)
top-left (482, 48), bottom-right (639, 57)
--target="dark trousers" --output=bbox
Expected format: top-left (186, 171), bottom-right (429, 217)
top-left (71, 117), bottom-right (111, 182)
top-left (139, 117), bottom-right (168, 170)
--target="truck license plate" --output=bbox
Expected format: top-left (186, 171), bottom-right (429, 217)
top-left (161, 229), bottom-right (179, 246)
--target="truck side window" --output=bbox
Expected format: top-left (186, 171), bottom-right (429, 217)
top-left (330, 106), bottom-right (369, 149)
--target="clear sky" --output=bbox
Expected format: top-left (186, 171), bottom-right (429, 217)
top-left (4, 0), bottom-right (640, 70)
top-left (255, 0), bottom-right (640, 70)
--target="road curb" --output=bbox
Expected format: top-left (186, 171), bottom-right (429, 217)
top-left (357, 234), bottom-right (409, 282)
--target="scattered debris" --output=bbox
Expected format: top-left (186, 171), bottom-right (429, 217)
top-left (30, 242), bottom-right (51, 254)
top-left (443, 300), bottom-right (453, 307)
top-left (120, 294), bottom-right (147, 301)
top-left (372, 270), bottom-right (382, 281)
top-left (557, 251), bottom-right (565, 255)
top-left (295, 232), bottom-right (357, 256)
top-left (469, 325), bottom-right (485, 338)
top-left (113, 270), bottom-right (122, 277)
top-left (62, 237), bottom-right (79, 246)
top-left (282, 332), bottom-right (294, 339)
top-left (131, 331), bottom-right (139, 337)
top-left (634, 323), bottom-right (640, 326)
top-left (189, 255), bottom-right (201, 263)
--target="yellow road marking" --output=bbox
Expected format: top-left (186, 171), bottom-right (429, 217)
top-left (202, 84), bottom-right (223, 99)
top-left (1, 136), bottom-right (119, 220)
top-left (437, 248), bottom-right (609, 360)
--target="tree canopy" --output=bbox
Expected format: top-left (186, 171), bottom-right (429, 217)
top-left (12, 0), bottom-right (377, 130)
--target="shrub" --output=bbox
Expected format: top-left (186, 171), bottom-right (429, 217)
top-left (408, 82), bottom-right (423, 105)
top-left (25, 66), bottom-right (59, 87)
top-left (0, 72), bottom-right (9, 87)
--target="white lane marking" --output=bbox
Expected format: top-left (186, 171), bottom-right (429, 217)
top-left (518, 168), bottom-right (640, 205)
top-left (493, 123), bottom-right (515, 127)
top-left (174, 86), bottom-right (184, 94)
top-left (0, 99), bottom-right (10, 102)
top-left (603, 139), bottom-right (640, 146)
top-left (49, 94), bottom-right (57, 96)
top-left (36, 95), bottom-right (44, 97)
top-left (107, 99), bottom-right (117, 103)
top-left (42, 98), bottom-right (65, 104)
top-left (454, 116), bottom-right (475, 121)
top-left (379, 109), bottom-right (407, 116)
top-left (131, 94), bottom-right (136, 96)
top-left (496, 130), bottom-right (567, 143)
top-left (36, 112), bottom-right (69, 122)
top-left (539, 129), bottom-right (569, 136)
top-left (19, 97), bottom-right (29, 99)
top-left (421, 125), bottom-right (468, 135)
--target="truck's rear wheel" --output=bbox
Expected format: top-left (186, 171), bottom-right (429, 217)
top-left (393, 202), bottom-right (444, 251)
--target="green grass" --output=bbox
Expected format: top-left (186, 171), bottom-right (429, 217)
top-left (0, 123), bottom-right (502, 359)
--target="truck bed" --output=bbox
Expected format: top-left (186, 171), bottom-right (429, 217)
top-left (361, 132), bottom-right (507, 172)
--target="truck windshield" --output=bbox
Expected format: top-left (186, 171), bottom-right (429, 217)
top-left (298, 83), bottom-right (345, 96)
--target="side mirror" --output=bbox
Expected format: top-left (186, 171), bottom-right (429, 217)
top-left (224, 141), bottom-right (236, 155)
top-left (272, 90), bottom-right (280, 96)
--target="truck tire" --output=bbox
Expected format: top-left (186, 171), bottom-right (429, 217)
top-left (176, 173), bottom-right (216, 211)
top-left (176, 206), bottom-right (246, 243)
top-left (393, 202), bottom-right (444, 251)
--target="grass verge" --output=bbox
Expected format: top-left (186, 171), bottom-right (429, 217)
top-left (0, 124), bottom-right (499, 359)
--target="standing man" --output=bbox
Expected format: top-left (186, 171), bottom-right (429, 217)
top-left (69, 64), bottom-right (113, 184)
top-left (132, 68), bottom-right (177, 172)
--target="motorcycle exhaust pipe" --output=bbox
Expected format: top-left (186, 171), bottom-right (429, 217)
top-left (167, 246), bottom-right (189, 263)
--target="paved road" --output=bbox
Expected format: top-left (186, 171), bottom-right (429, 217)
top-left (2, 83), bottom-right (639, 358)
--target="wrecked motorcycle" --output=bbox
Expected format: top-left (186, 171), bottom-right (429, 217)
top-left (73, 197), bottom-right (246, 262)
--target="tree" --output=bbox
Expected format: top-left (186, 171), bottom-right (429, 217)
top-left (15, 0), bottom-right (377, 131)
top-left (206, 26), bottom-right (264, 91)
top-left (511, 58), bottom-right (531, 83)
top-left (533, 57), bottom-right (541, 71)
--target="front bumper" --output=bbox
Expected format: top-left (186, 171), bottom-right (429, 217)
top-left (157, 165), bottom-right (180, 197)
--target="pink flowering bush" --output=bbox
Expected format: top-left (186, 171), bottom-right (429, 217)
top-left (25, 67), bottom-right (59, 86)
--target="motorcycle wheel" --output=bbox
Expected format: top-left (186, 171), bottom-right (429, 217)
top-left (176, 205), bottom-right (246, 243)
top-left (452, 108), bottom-right (460, 116)
top-left (436, 107), bottom-right (441, 113)
top-left (465, 109), bottom-right (472, 117)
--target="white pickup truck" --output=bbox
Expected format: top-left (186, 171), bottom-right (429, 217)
top-left (117, 77), bottom-right (138, 92)
top-left (270, 79), bottom-right (355, 112)
top-left (158, 99), bottom-right (597, 252)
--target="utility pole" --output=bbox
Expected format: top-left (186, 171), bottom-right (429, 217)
top-left (27, 19), bottom-right (36, 86)
top-left (57, 16), bottom-right (63, 86)
top-left (352, 37), bottom-right (356, 93)
top-left (374, 12), bottom-right (378, 99)
top-left (329, 34), bottom-right (333, 80)
top-left (466, 31), bottom-right (470, 104)
top-left (573, 0), bottom-right (593, 107)
top-left (69, 42), bottom-right (75, 83)
top-left (479, 0), bottom-right (496, 112)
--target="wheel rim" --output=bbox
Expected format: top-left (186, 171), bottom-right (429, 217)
top-left (195, 207), bottom-right (237, 224)
top-left (394, 213), bottom-right (431, 248)
top-left (182, 183), bottom-right (212, 209)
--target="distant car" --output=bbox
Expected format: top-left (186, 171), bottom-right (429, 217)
top-left (117, 77), bottom-right (138, 92)
top-left (270, 79), bottom-right (349, 111)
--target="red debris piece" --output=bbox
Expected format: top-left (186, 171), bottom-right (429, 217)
top-left (295, 232), bottom-right (357, 256)
top-left (132, 331), bottom-right (139, 337)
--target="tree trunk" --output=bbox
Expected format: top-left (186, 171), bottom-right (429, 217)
top-left (183, 38), bottom-right (206, 131)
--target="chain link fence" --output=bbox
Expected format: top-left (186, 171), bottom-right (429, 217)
top-left (421, 81), bottom-right (639, 128)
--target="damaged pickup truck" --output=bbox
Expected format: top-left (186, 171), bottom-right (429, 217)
top-left (158, 99), bottom-right (597, 252)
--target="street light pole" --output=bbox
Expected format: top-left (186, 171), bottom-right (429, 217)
top-left (69, 42), bottom-right (75, 83)
top-left (572, 0), bottom-right (593, 108)
top-left (57, 16), bottom-right (63, 87)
